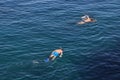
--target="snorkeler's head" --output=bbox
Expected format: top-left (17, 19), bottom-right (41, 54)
top-left (91, 18), bottom-right (95, 22)
top-left (59, 47), bottom-right (63, 51)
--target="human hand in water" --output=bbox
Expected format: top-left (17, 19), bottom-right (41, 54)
top-left (59, 55), bottom-right (62, 57)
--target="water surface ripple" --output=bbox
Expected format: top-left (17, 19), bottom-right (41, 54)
top-left (0, 0), bottom-right (120, 80)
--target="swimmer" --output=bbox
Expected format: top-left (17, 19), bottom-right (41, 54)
top-left (49, 48), bottom-right (63, 61)
top-left (77, 15), bottom-right (96, 24)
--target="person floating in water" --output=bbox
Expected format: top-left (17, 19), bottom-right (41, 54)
top-left (49, 48), bottom-right (63, 61)
top-left (77, 15), bottom-right (96, 24)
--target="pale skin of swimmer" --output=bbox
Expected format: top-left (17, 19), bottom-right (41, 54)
top-left (49, 49), bottom-right (63, 61)
top-left (78, 15), bottom-right (96, 24)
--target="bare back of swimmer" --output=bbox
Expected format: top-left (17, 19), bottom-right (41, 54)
top-left (78, 15), bottom-right (96, 24)
top-left (49, 48), bottom-right (63, 61)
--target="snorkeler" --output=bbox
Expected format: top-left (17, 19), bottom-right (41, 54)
top-left (49, 48), bottom-right (63, 61)
top-left (77, 15), bottom-right (96, 24)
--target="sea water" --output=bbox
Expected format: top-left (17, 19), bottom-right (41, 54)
top-left (0, 0), bottom-right (120, 80)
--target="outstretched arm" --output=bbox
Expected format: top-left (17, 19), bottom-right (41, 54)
top-left (59, 52), bottom-right (63, 57)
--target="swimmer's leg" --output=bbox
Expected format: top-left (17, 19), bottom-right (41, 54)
top-left (49, 55), bottom-right (55, 61)
top-left (77, 21), bottom-right (85, 24)
top-left (51, 56), bottom-right (56, 61)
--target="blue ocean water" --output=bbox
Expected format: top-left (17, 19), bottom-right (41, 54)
top-left (0, 0), bottom-right (120, 80)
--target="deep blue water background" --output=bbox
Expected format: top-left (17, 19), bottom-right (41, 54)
top-left (0, 0), bottom-right (120, 80)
